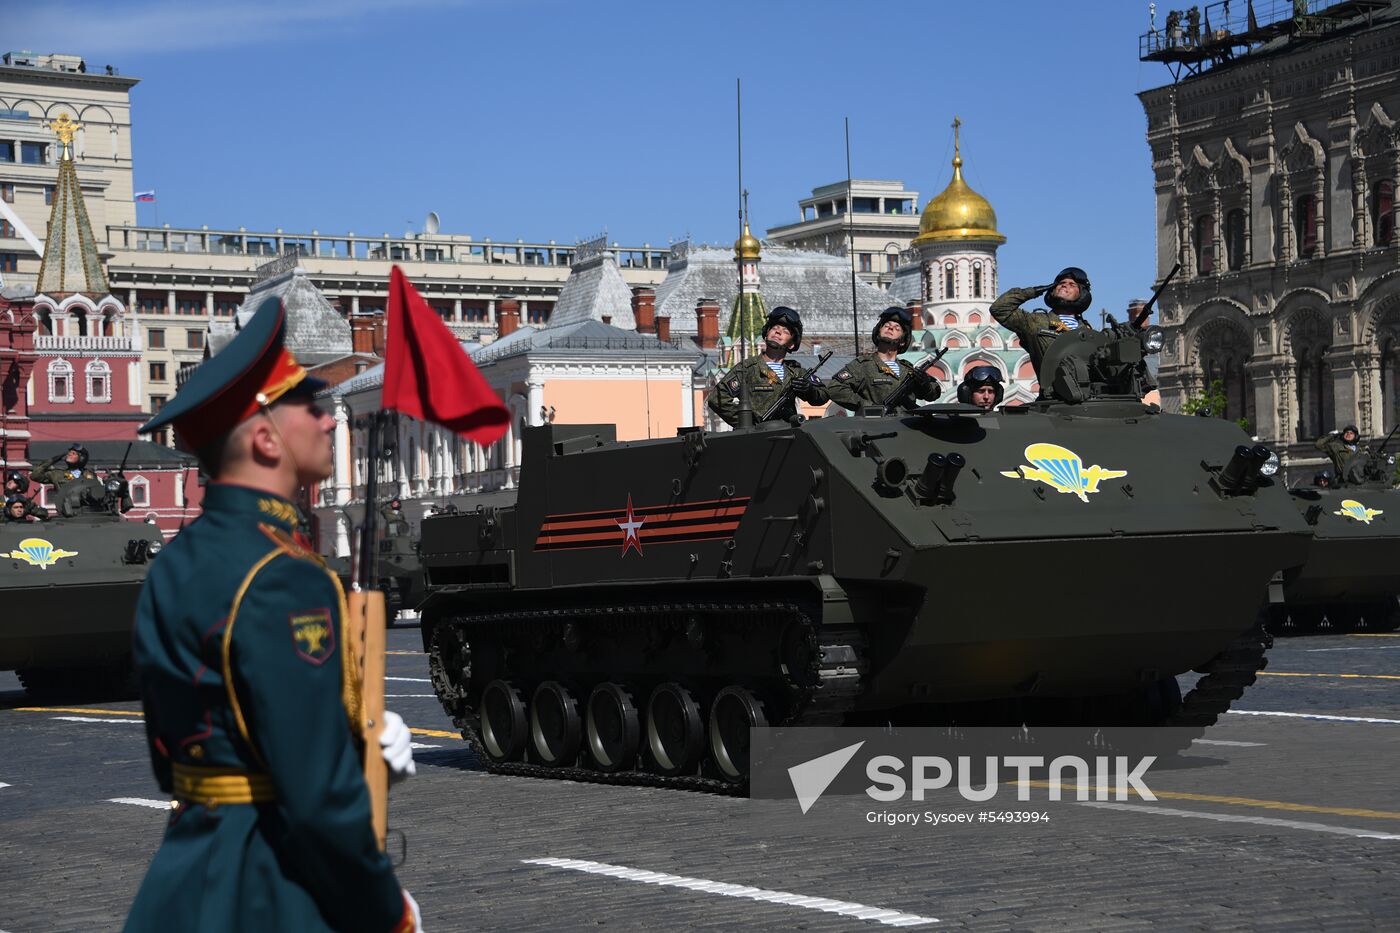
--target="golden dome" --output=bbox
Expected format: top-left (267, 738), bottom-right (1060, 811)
top-left (913, 148), bottom-right (1005, 247)
top-left (734, 222), bottom-right (762, 261)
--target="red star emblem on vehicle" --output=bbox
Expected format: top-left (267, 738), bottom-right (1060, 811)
top-left (616, 493), bottom-right (645, 556)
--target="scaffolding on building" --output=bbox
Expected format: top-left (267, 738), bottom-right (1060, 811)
top-left (1139, 0), bottom-right (1390, 80)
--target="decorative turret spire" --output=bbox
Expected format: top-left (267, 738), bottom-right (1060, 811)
top-left (728, 189), bottom-right (766, 360)
top-left (35, 114), bottom-right (110, 296)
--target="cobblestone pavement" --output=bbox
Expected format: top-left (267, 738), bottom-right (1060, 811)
top-left (1, 628), bottom-right (1398, 931)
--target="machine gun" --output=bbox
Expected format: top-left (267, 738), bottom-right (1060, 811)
top-left (103, 442), bottom-right (134, 514)
top-left (1362, 422), bottom-right (1400, 484)
top-left (759, 349), bottom-right (833, 422)
top-left (882, 347), bottom-right (950, 414)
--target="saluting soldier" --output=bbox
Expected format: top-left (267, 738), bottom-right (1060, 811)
top-left (708, 306), bottom-right (829, 426)
top-left (2, 471), bottom-right (49, 521)
top-left (990, 267), bottom-right (1095, 381)
top-left (30, 443), bottom-right (97, 488)
top-left (827, 306), bottom-right (940, 412)
top-left (1316, 425), bottom-right (1369, 486)
top-left (124, 297), bottom-right (422, 933)
top-left (381, 496), bottom-right (410, 537)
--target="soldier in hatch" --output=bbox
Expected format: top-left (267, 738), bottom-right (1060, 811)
top-left (990, 267), bottom-right (1096, 380)
top-left (30, 443), bottom-right (98, 488)
top-left (708, 306), bottom-right (829, 426)
top-left (827, 306), bottom-right (941, 412)
top-left (1316, 425), bottom-right (1369, 486)
top-left (956, 365), bottom-right (1005, 411)
top-left (3, 471), bottom-right (49, 521)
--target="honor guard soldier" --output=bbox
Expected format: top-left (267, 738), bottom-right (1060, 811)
top-left (827, 306), bottom-right (941, 412)
top-left (708, 306), bottom-right (829, 426)
top-left (2, 471), bottom-right (49, 521)
top-left (957, 365), bottom-right (1005, 411)
top-left (30, 443), bottom-right (97, 488)
top-left (990, 267), bottom-right (1095, 379)
top-left (124, 296), bottom-right (422, 933)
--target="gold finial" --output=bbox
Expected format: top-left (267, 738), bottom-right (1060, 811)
top-left (48, 114), bottom-right (81, 159)
top-left (951, 115), bottom-right (963, 169)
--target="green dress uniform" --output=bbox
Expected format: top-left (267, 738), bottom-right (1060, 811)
top-left (125, 295), bottom-right (412, 933)
top-left (29, 455), bottom-right (97, 488)
top-left (989, 286), bottom-right (1094, 376)
top-left (826, 353), bottom-right (939, 412)
top-left (708, 355), bottom-right (829, 426)
top-left (1316, 433), bottom-right (1368, 486)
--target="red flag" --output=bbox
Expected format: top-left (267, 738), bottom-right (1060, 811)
top-left (383, 265), bottom-right (510, 444)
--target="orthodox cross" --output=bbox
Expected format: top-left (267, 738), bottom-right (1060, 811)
top-left (951, 115), bottom-right (962, 161)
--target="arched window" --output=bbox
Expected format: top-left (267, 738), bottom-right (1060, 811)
top-left (944, 263), bottom-right (956, 298)
top-left (48, 358), bottom-right (73, 403)
top-left (1225, 209), bottom-right (1246, 270)
top-left (1295, 196), bottom-right (1318, 257)
top-left (1373, 180), bottom-right (1395, 247)
top-left (968, 311), bottom-right (983, 325)
top-left (85, 359), bottom-right (111, 402)
top-left (979, 334), bottom-right (995, 348)
top-left (972, 261), bottom-right (983, 298)
top-left (1194, 214), bottom-right (1215, 275)
top-left (942, 311), bottom-right (959, 327)
top-left (128, 475), bottom-right (150, 507)
top-left (945, 335), bottom-right (963, 349)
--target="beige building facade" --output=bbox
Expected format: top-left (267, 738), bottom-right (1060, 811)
top-left (765, 179), bottom-right (921, 288)
top-left (1140, 4), bottom-right (1400, 472)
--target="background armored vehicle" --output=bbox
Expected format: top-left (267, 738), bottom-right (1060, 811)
top-left (1, 475), bottom-right (165, 699)
top-left (418, 322), bottom-right (1311, 792)
top-left (328, 521), bottom-right (424, 623)
top-left (1273, 443), bottom-right (1400, 633)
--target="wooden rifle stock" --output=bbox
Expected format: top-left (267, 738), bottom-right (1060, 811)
top-left (348, 589), bottom-right (389, 850)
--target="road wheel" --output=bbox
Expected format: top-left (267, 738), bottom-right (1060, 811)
top-left (529, 681), bottom-right (581, 767)
top-left (644, 682), bottom-right (704, 776)
top-left (708, 686), bottom-right (768, 783)
top-left (585, 682), bottom-right (640, 773)
top-left (479, 679), bottom-right (527, 763)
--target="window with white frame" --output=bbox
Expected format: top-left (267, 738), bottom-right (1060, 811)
top-left (85, 359), bottom-right (111, 402)
top-left (129, 474), bottom-right (150, 507)
top-left (48, 358), bottom-right (74, 403)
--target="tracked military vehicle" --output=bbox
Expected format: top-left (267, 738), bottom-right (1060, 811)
top-left (1274, 439), bottom-right (1400, 633)
top-left (419, 318), bottom-right (1311, 792)
top-left (1, 475), bottom-right (165, 699)
top-left (328, 518), bottom-right (424, 624)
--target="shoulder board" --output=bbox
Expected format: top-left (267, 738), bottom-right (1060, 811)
top-left (259, 524), bottom-right (329, 568)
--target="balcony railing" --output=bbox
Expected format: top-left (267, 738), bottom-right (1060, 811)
top-left (34, 334), bottom-right (138, 351)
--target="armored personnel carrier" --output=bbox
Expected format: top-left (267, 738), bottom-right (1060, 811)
top-left (1, 475), bottom-right (165, 699)
top-left (327, 507), bottom-right (424, 624)
top-left (418, 319), bottom-right (1311, 792)
top-left (1274, 440), bottom-right (1400, 633)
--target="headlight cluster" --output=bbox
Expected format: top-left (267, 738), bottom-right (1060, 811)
top-left (1141, 327), bottom-right (1165, 354)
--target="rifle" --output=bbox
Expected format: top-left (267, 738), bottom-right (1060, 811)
top-left (759, 349), bottom-right (833, 422)
top-left (883, 347), bottom-right (950, 414)
top-left (1132, 262), bottom-right (1182, 329)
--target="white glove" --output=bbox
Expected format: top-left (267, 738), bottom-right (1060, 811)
top-left (403, 889), bottom-right (424, 932)
top-left (380, 710), bottom-right (416, 782)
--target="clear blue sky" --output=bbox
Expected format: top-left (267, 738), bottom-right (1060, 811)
top-left (12, 0), bottom-right (1175, 310)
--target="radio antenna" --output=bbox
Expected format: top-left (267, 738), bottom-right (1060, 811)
top-left (846, 117), bottom-right (859, 355)
top-left (736, 78), bottom-right (746, 360)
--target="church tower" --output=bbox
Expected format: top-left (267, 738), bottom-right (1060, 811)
top-left (726, 193), bottom-right (766, 362)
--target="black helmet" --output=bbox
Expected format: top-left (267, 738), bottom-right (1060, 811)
top-left (763, 306), bottom-right (803, 352)
top-left (957, 365), bottom-right (1005, 406)
top-left (389, 497), bottom-right (402, 510)
top-left (871, 306), bottom-right (913, 352)
top-left (1045, 267), bottom-right (1092, 315)
top-left (1314, 470), bottom-right (1334, 487)
top-left (4, 470), bottom-right (26, 494)
top-left (67, 443), bottom-right (89, 468)
top-left (1342, 424), bottom-right (1360, 439)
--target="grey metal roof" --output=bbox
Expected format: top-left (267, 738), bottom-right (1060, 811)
top-left (210, 267), bottom-right (352, 359)
top-left (547, 250), bottom-right (635, 329)
top-left (886, 262), bottom-right (922, 306)
top-left (654, 245), bottom-right (897, 336)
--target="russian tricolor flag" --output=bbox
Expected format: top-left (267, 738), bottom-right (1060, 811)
top-left (134, 190), bottom-right (156, 202)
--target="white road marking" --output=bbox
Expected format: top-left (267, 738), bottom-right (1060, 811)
top-left (1305, 645), bottom-right (1400, 652)
top-left (521, 857), bottom-right (939, 927)
top-left (0, 782), bottom-right (10, 790)
top-left (53, 716), bottom-right (145, 724)
top-left (1192, 739), bottom-right (1267, 747)
top-left (1227, 710), bottom-right (1400, 725)
top-left (1082, 801), bottom-right (1400, 840)
top-left (385, 694), bottom-right (436, 698)
top-left (109, 797), bottom-right (171, 810)
top-left (409, 742), bottom-right (441, 749)
top-left (385, 676), bottom-right (432, 682)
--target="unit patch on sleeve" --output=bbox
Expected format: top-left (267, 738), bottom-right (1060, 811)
top-left (289, 608), bottom-right (336, 665)
top-left (727, 377), bottom-right (740, 392)
top-left (835, 368), bottom-right (853, 382)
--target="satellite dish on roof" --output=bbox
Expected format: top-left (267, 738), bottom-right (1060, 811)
top-left (424, 211), bottom-right (440, 235)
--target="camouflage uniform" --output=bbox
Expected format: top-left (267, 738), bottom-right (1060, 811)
top-left (826, 354), bottom-right (939, 412)
top-left (4, 496), bottom-right (50, 521)
top-left (1316, 432), bottom-right (1368, 486)
top-left (989, 286), bottom-right (1093, 376)
top-left (380, 503), bottom-right (410, 537)
top-left (708, 355), bottom-right (829, 427)
top-left (29, 454), bottom-right (97, 489)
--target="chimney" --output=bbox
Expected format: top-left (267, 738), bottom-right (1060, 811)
top-left (696, 298), bottom-right (719, 350)
top-left (632, 286), bottom-right (656, 334)
top-left (655, 314), bottom-right (671, 343)
top-left (497, 296), bottom-right (521, 337)
top-left (601, 314), bottom-right (612, 325)
top-left (905, 299), bottom-right (924, 328)
top-left (351, 314), bottom-right (376, 354)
